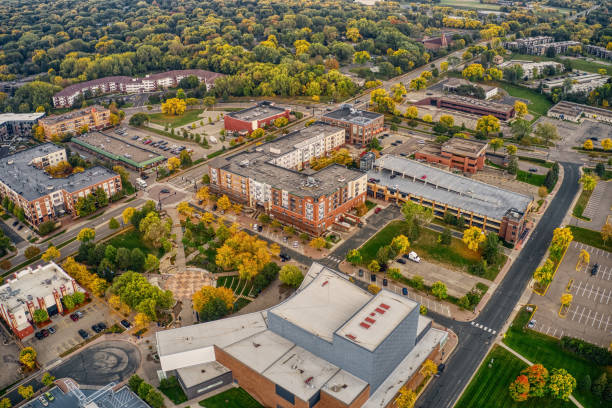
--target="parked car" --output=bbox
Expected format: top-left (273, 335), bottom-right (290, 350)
top-left (48, 326), bottom-right (56, 334)
top-left (70, 313), bottom-right (79, 321)
top-left (358, 269), bottom-right (364, 277)
top-left (293, 241), bottom-right (299, 248)
top-left (18, 225), bottom-right (23, 230)
top-left (92, 324), bottom-right (103, 333)
top-left (528, 168), bottom-right (538, 173)
top-left (160, 188), bottom-right (170, 194)
top-left (374, 207), bottom-right (381, 214)
top-left (370, 274), bottom-right (376, 282)
top-left (397, 258), bottom-right (406, 264)
top-left (75, 311), bottom-right (83, 318)
top-left (527, 319), bottom-right (536, 329)
top-left (44, 392), bottom-right (54, 402)
top-left (253, 224), bottom-right (258, 232)
top-left (120, 320), bottom-right (131, 329)
top-left (382, 278), bottom-right (388, 287)
top-left (78, 329), bottom-right (89, 339)
top-left (38, 396), bottom-right (48, 407)
top-left (12, 221), bottom-right (18, 226)
top-left (41, 329), bottom-right (49, 337)
top-left (436, 363), bottom-right (446, 376)
top-left (591, 263), bottom-right (599, 276)
top-left (408, 251), bottom-right (421, 263)
top-left (35, 331), bottom-right (45, 339)
top-left (402, 287), bottom-right (408, 296)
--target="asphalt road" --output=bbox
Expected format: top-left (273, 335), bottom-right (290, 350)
top-left (416, 162), bottom-right (581, 408)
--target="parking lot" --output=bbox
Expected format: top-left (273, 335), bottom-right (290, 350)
top-left (23, 302), bottom-right (118, 365)
top-left (380, 132), bottom-right (424, 157)
top-left (0, 325), bottom-right (23, 390)
top-left (529, 241), bottom-right (612, 347)
top-left (579, 181), bottom-right (612, 231)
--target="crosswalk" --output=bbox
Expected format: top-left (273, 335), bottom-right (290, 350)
top-left (326, 255), bottom-right (343, 265)
top-left (470, 321), bottom-right (497, 335)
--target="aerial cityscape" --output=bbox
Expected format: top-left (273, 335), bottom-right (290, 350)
top-left (0, 0), bottom-right (611, 407)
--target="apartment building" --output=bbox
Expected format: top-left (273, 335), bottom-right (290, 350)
top-left (157, 263), bottom-right (448, 408)
top-left (415, 138), bottom-right (487, 173)
top-left (0, 112), bottom-right (46, 140)
top-left (209, 123), bottom-right (366, 235)
top-left (39, 105), bottom-right (111, 139)
top-left (417, 95), bottom-right (515, 120)
top-left (0, 262), bottom-right (85, 339)
top-left (583, 45), bottom-right (612, 61)
top-left (52, 70), bottom-right (224, 107)
top-left (498, 60), bottom-right (564, 80)
top-left (223, 101), bottom-right (290, 135)
top-left (321, 104), bottom-right (385, 145)
top-left (0, 144), bottom-right (122, 226)
top-left (368, 155), bottom-right (533, 244)
top-left (504, 36), bottom-right (554, 53)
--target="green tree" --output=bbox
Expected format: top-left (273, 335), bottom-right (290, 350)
top-left (346, 249), bottom-right (362, 265)
top-left (402, 202), bottom-right (433, 240)
top-left (431, 281), bottom-right (447, 299)
top-left (279, 265), bottom-right (304, 288)
top-left (130, 248), bottom-right (145, 271)
top-left (144, 254), bottom-right (160, 271)
top-left (32, 308), bottom-right (49, 323)
top-left (41, 372), bottom-right (55, 387)
top-left (116, 247), bottom-right (132, 270)
top-left (24, 246), bottom-right (40, 259)
top-left (109, 217), bottom-right (120, 230)
top-left (592, 373), bottom-right (607, 396)
top-left (199, 296), bottom-right (229, 322)
top-left (547, 368), bottom-right (576, 401)
top-left (128, 375), bottom-right (144, 393)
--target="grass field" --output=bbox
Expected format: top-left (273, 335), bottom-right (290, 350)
top-left (439, 0), bottom-right (501, 10)
top-left (199, 388), bottom-right (262, 408)
top-left (158, 378), bottom-right (188, 404)
top-left (493, 81), bottom-right (553, 116)
top-left (148, 109), bottom-right (204, 128)
top-left (569, 226), bottom-right (612, 252)
top-left (107, 229), bottom-right (155, 256)
top-left (516, 170), bottom-right (546, 187)
top-left (572, 188), bottom-right (593, 221)
top-left (509, 53), bottom-right (612, 76)
top-left (503, 308), bottom-right (608, 408)
top-left (455, 346), bottom-right (575, 408)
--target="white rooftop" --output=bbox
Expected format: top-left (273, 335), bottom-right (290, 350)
top-left (224, 330), bottom-right (294, 373)
top-left (0, 112), bottom-right (45, 125)
top-left (322, 369), bottom-right (369, 406)
top-left (176, 361), bottom-right (230, 389)
top-left (336, 291), bottom-right (418, 352)
top-left (262, 345), bottom-right (340, 402)
top-left (269, 267), bottom-right (372, 342)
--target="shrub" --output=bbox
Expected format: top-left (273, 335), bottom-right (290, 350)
top-left (38, 221), bottom-right (57, 235)
top-left (560, 336), bottom-right (612, 365)
top-left (25, 246), bottom-right (41, 259)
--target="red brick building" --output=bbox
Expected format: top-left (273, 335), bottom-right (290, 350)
top-left (321, 105), bottom-right (385, 145)
top-left (415, 138), bottom-right (487, 173)
top-left (224, 101), bottom-right (290, 135)
top-left (417, 95), bottom-right (515, 120)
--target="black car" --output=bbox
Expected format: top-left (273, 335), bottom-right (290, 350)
top-left (120, 320), bottom-right (131, 329)
top-left (383, 278), bottom-right (388, 287)
top-left (160, 188), bottom-right (170, 194)
top-left (12, 221), bottom-right (18, 226)
top-left (18, 225), bottom-right (23, 230)
top-left (35, 331), bottom-right (45, 339)
top-left (435, 363), bottom-right (446, 377)
top-left (397, 258), bottom-right (406, 264)
top-left (78, 329), bottom-right (89, 339)
top-left (591, 263), bottom-right (599, 276)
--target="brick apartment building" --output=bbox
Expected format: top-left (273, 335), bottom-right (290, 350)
top-left (52, 69), bottom-right (224, 108)
top-left (39, 105), bottom-right (111, 139)
top-left (368, 155), bottom-right (533, 244)
top-left (417, 95), bottom-right (515, 120)
top-left (321, 104), bottom-right (385, 145)
top-left (0, 144), bottom-right (122, 226)
top-left (415, 138), bottom-right (487, 173)
top-left (0, 262), bottom-right (85, 339)
top-left (223, 101), bottom-right (290, 135)
top-left (157, 263), bottom-right (448, 407)
top-left (209, 123), bottom-right (366, 235)
top-left (0, 112), bottom-right (46, 140)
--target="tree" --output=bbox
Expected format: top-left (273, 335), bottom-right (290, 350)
top-left (77, 227), bottom-right (95, 242)
top-left (583, 140), bottom-right (594, 150)
top-left (440, 61), bottom-right (449, 72)
top-left (217, 195), bottom-right (231, 212)
top-left (506, 144), bottom-right (517, 155)
top-left (394, 387), bottom-right (417, 408)
top-left (346, 249), bottom-right (362, 265)
top-left (161, 98), bottom-right (186, 116)
top-left (547, 368), bottom-right (576, 401)
top-left (439, 115), bottom-right (454, 128)
top-left (193, 286), bottom-right (234, 313)
top-left (115, 248), bottom-right (131, 270)
top-left (476, 115), bottom-right (500, 138)
top-left (602, 138), bottom-right (612, 151)
top-left (509, 375), bottom-right (530, 402)
top-left (196, 187), bottom-right (210, 204)
top-left (601, 223), bottom-right (612, 243)
top-left (129, 113), bottom-right (149, 126)
top-left (431, 281), bottom-right (447, 299)
top-left (167, 157), bottom-right (181, 171)
top-left (109, 217), bottom-right (120, 230)
top-left (579, 174), bottom-right (596, 191)
top-left (144, 254), bottom-right (160, 271)
top-left (482, 232), bottom-right (500, 264)
top-left (19, 347), bottom-right (37, 369)
top-left (561, 293), bottom-right (573, 307)
top-left (42, 246), bottom-right (60, 262)
top-left (368, 260), bottom-right (380, 273)
top-left (0, 397), bottom-right (11, 408)
top-left (513, 101), bottom-right (528, 118)
top-left (33, 308), bottom-right (49, 323)
top-left (38, 221), bottom-right (57, 235)
top-left (391, 83), bottom-right (407, 102)
top-left (199, 297), bottom-right (229, 322)
top-left (402, 202), bottom-right (433, 240)
top-left (128, 375), bottom-right (144, 393)
top-left (24, 246), bottom-right (40, 259)
top-left (17, 385), bottom-right (34, 400)
top-left (177, 201), bottom-right (193, 217)
top-left (391, 235), bottom-right (410, 254)
top-left (534, 123), bottom-right (558, 145)
top-left (353, 51), bottom-right (371, 64)
top-left (368, 284), bottom-right (381, 295)
top-left (534, 259), bottom-right (555, 285)
top-left (41, 372), bottom-right (55, 387)
top-left (409, 77), bottom-right (427, 91)
top-left (420, 359), bottom-right (438, 377)
top-left (179, 150), bottom-right (192, 167)
top-left (462, 227), bottom-right (485, 251)
top-left (489, 138), bottom-right (504, 152)
top-left (577, 374), bottom-right (591, 393)
top-left (462, 63), bottom-right (485, 81)
top-left (122, 207), bottom-right (135, 225)
top-left (592, 373), bottom-right (607, 396)
top-left (405, 106), bottom-right (418, 120)
top-left (309, 237), bottom-right (326, 250)
top-left (538, 186), bottom-right (548, 198)
top-left (134, 312), bottom-right (150, 330)
top-left (576, 249), bottom-right (589, 270)
top-left (131, 248), bottom-right (145, 271)
top-left (279, 265), bottom-right (304, 288)
top-left (521, 364), bottom-right (549, 397)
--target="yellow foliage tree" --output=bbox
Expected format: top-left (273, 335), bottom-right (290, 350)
top-left (201, 212), bottom-right (214, 224)
top-left (560, 293), bottom-right (573, 307)
top-left (167, 156), bottom-right (181, 171)
top-left (391, 234), bottom-right (410, 254)
top-left (217, 195), bottom-right (231, 212)
top-left (579, 174), bottom-right (596, 191)
top-left (601, 223), bottom-right (612, 243)
top-left (192, 286), bottom-right (234, 311)
top-left (196, 186), bottom-right (210, 204)
top-left (232, 204), bottom-right (242, 214)
top-left (409, 76), bottom-right (427, 91)
top-left (77, 227), bottom-right (95, 242)
top-left (514, 101), bottom-right (528, 118)
top-left (601, 138), bottom-right (612, 151)
top-left (439, 115), bottom-right (454, 128)
top-left (134, 312), bottom-right (150, 330)
top-left (440, 61), bottom-right (449, 72)
top-left (405, 106), bottom-right (418, 120)
top-left (583, 139), bottom-right (593, 150)
top-left (395, 387), bottom-right (417, 408)
top-left (462, 63), bottom-right (485, 81)
top-left (422, 114), bottom-right (433, 123)
top-left (476, 115), bottom-right (500, 137)
top-left (576, 249), bottom-right (589, 271)
top-left (177, 201), bottom-right (193, 217)
top-left (420, 359), bottom-right (438, 377)
top-left (462, 226), bottom-right (485, 251)
top-left (19, 347), bottom-right (37, 370)
top-left (161, 98), bottom-right (186, 116)
top-left (42, 246), bottom-right (60, 262)
top-left (122, 207), bottom-right (135, 225)
top-left (391, 83), bottom-right (407, 102)
top-left (309, 237), bottom-right (327, 250)
top-left (215, 231), bottom-right (271, 280)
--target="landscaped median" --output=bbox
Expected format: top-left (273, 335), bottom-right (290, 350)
top-left (531, 227), bottom-right (573, 296)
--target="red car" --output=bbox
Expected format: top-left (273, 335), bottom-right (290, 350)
top-left (374, 207), bottom-right (381, 214)
top-left (70, 313), bottom-right (79, 321)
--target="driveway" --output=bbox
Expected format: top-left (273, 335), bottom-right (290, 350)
top-left (576, 181), bottom-right (612, 231)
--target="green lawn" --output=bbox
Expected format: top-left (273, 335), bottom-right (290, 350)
top-left (107, 229), bottom-right (154, 256)
top-left (509, 53), bottom-right (612, 76)
top-left (456, 346), bottom-right (575, 408)
top-left (200, 388), bottom-right (262, 408)
top-left (233, 297), bottom-right (251, 312)
top-left (149, 109), bottom-right (204, 128)
top-left (516, 170), bottom-right (546, 187)
top-left (158, 379), bottom-right (188, 404)
top-left (492, 82), bottom-right (553, 116)
top-left (503, 308), bottom-right (608, 408)
top-left (572, 188), bottom-right (593, 221)
top-left (439, 0), bottom-right (501, 10)
top-left (365, 200), bottom-right (377, 212)
top-left (569, 226), bottom-right (612, 252)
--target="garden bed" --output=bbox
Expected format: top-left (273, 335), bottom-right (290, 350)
top-left (572, 188), bottom-right (593, 221)
top-left (199, 388), bottom-right (262, 408)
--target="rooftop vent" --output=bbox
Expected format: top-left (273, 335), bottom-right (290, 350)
top-left (380, 303), bottom-right (390, 310)
top-left (359, 322), bottom-right (370, 329)
top-left (330, 384), bottom-right (348, 392)
top-left (375, 307), bottom-right (386, 314)
top-left (345, 334), bottom-right (356, 340)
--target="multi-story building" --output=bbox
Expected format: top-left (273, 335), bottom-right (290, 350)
top-left (368, 155), bottom-right (533, 243)
top-left (209, 123), bottom-right (366, 235)
top-left (321, 104), bottom-right (385, 145)
top-left (0, 112), bottom-right (46, 140)
top-left (223, 101), bottom-right (290, 135)
top-left (417, 95), bottom-right (515, 120)
top-left (0, 144), bottom-right (122, 226)
top-left (498, 60), bottom-right (564, 80)
top-left (548, 101), bottom-right (612, 124)
top-left (533, 41), bottom-right (581, 56)
top-left (39, 105), bottom-right (111, 139)
top-left (583, 45), bottom-right (612, 61)
top-left (52, 70), bottom-right (224, 108)
top-left (541, 72), bottom-right (609, 95)
top-left (156, 263), bottom-right (449, 408)
top-left (414, 138), bottom-right (487, 173)
top-left (442, 78), bottom-right (499, 99)
top-left (0, 262), bottom-right (86, 339)
top-left (504, 36), bottom-right (554, 53)
top-left (421, 33), bottom-right (451, 51)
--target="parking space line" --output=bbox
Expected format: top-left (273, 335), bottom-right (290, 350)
top-left (591, 312), bottom-right (598, 327)
top-left (571, 305), bottom-right (579, 320)
top-left (552, 328), bottom-right (557, 337)
top-left (578, 306), bottom-right (586, 323)
top-left (605, 316), bottom-right (611, 331)
top-left (585, 309), bottom-right (592, 325)
top-left (574, 281), bottom-right (582, 294)
top-left (581, 283), bottom-right (588, 297)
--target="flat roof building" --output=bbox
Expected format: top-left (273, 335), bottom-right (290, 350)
top-left (209, 123), bottom-right (367, 235)
top-left (415, 138), bottom-right (488, 173)
top-left (368, 155), bottom-right (533, 243)
top-left (321, 105), bottom-right (385, 145)
top-left (498, 60), bottom-right (564, 80)
top-left (417, 95), bottom-right (515, 120)
top-left (541, 72), bottom-right (609, 95)
top-left (442, 78), bottom-right (499, 100)
top-left (156, 263), bottom-right (448, 407)
top-left (0, 112), bottom-right (46, 140)
top-left (39, 105), bottom-right (111, 139)
top-left (224, 101), bottom-right (290, 135)
top-left (72, 132), bottom-right (166, 170)
top-left (0, 143), bottom-right (122, 225)
top-left (548, 101), bottom-right (612, 124)
top-left (0, 262), bottom-right (85, 339)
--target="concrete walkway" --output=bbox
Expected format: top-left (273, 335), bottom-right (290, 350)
top-left (498, 342), bottom-right (584, 408)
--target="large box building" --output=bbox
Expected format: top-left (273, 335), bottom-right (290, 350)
top-left (0, 112), bottom-right (46, 140)
top-left (209, 123), bottom-right (367, 235)
top-left (0, 144), bottom-right (122, 225)
top-left (224, 101), bottom-right (290, 135)
top-left (39, 105), bottom-right (111, 139)
top-left (156, 263), bottom-right (448, 408)
top-left (0, 262), bottom-right (85, 339)
top-left (321, 105), bottom-right (385, 145)
top-left (417, 95), bottom-right (515, 120)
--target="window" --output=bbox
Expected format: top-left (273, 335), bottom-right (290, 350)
top-left (275, 385), bottom-right (295, 404)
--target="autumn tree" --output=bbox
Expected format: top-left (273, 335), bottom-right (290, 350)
top-left (579, 174), bottom-right (596, 191)
top-left (602, 138), bottom-right (612, 151)
top-left (601, 223), bottom-right (612, 243)
top-left (394, 387), bottom-right (417, 408)
top-left (534, 259), bottom-right (555, 285)
top-left (41, 372), bottom-right (55, 387)
top-left (122, 207), bottom-right (135, 225)
top-left (391, 235), bottom-right (410, 254)
top-left (547, 368), bottom-right (576, 401)
top-left (368, 260), bottom-right (380, 273)
top-left (216, 231), bottom-right (272, 280)
top-left (134, 312), bottom-right (150, 330)
top-left (19, 347), bottom-right (37, 370)
top-left (560, 293), bottom-right (573, 308)
top-left (489, 138), bottom-right (504, 152)
top-left (161, 98), bottom-right (186, 116)
top-left (346, 249), bottom-right (362, 265)
top-left (391, 83), bottom-right (407, 102)
top-left (506, 144), bottom-right (517, 156)
top-left (432, 281), bottom-right (447, 299)
top-left (24, 246), bottom-right (40, 259)
top-left (405, 106), bottom-right (418, 120)
top-left (409, 76), bottom-right (427, 91)
top-left (167, 156), bottom-right (181, 171)
top-left (583, 139), bottom-right (593, 150)
top-left (77, 227), bottom-right (95, 242)
top-left (439, 115), bottom-right (454, 128)
top-left (42, 246), bottom-right (60, 262)
top-left (514, 101), bottom-right (528, 118)
top-left (549, 227), bottom-right (573, 262)
top-left (177, 201), bottom-right (193, 217)
top-left (462, 227), bottom-right (485, 251)
top-left (279, 265), bottom-right (304, 288)
top-left (0, 397), bottom-right (11, 408)
top-left (193, 286), bottom-right (234, 313)
top-left (509, 375), bottom-right (530, 402)
top-left (420, 359), bottom-right (438, 377)
top-left (576, 249), bottom-right (589, 270)
top-left (309, 237), bottom-right (326, 250)
top-left (18, 385), bottom-right (34, 400)
top-left (196, 186), bottom-right (210, 204)
top-left (462, 63), bottom-right (485, 81)
top-left (521, 364), bottom-right (549, 397)
top-left (476, 115), bottom-right (500, 138)
top-left (353, 51), bottom-right (371, 64)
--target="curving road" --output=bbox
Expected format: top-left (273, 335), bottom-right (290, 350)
top-left (416, 162), bottom-right (581, 407)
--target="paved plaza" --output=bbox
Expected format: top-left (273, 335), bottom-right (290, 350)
top-left (163, 268), bottom-right (213, 300)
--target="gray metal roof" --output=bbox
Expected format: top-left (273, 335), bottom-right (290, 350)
top-left (369, 155), bottom-right (532, 220)
top-left (322, 105), bottom-right (383, 126)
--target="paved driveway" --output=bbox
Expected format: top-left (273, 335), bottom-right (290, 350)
top-left (577, 181), bottom-right (612, 231)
